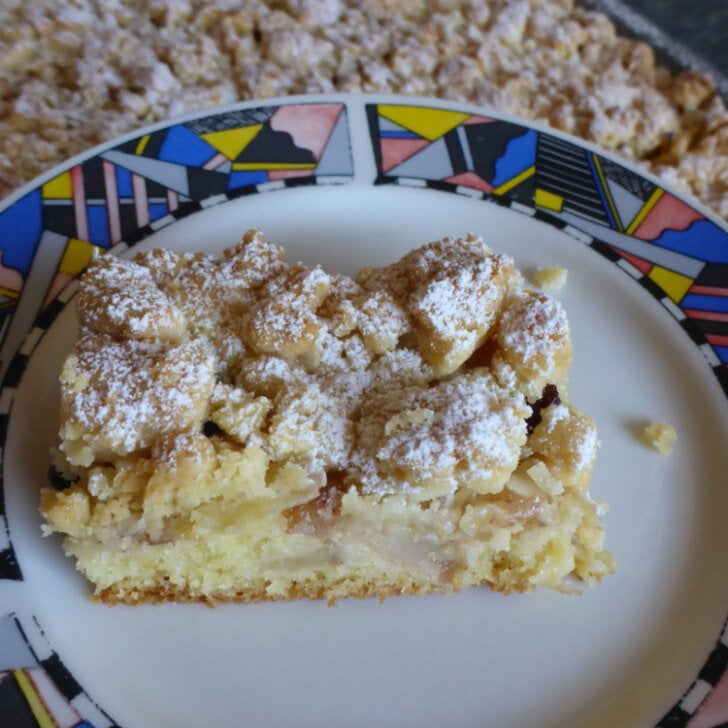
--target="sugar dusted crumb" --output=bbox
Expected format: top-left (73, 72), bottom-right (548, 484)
top-left (532, 267), bottom-right (568, 292)
top-left (643, 420), bottom-right (677, 455)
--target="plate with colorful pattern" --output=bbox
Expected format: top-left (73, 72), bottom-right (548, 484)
top-left (0, 94), bottom-right (727, 728)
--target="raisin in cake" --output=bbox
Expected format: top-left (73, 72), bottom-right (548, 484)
top-left (41, 229), bottom-right (614, 604)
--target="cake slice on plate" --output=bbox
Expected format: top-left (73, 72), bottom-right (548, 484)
top-left (42, 229), bottom-right (613, 604)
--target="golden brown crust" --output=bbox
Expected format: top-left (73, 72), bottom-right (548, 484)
top-left (92, 571), bottom-right (569, 605)
top-left (94, 580), bottom-right (453, 607)
top-left (93, 570), bottom-right (586, 605)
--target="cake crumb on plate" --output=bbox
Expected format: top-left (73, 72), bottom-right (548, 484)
top-left (531, 267), bottom-right (568, 291)
top-left (643, 421), bottom-right (677, 455)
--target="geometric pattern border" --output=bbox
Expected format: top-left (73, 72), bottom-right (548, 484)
top-left (0, 102), bottom-right (353, 354)
top-left (0, 612), bottom-right (118, 727)
top-left (0, 165), bottom-right (352, 728)
top-left (365, 102), bottom-right (728, 728)
top-left (366, 103), bottom-right (728, 403)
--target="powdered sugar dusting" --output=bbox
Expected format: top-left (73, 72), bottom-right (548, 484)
top-left (353, 372), bottom-right (530, 494)
top-left (572, 425), bottom-right (600, 472)
top-left (497, 292), bottom-right (570, 375)
top-left (60, 334), bottom-right (215, 461)
top-left (360, 234), bottom-right (519, 374)
top-left (412, 254), bottom-right (501, 348)
top-left (61, 229), bottom-right (594, 501)
top-left (78, 255), bottom-right (185, 342)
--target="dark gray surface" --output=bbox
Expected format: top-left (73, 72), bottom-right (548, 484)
top-left (627, 0), bottom-right (727, 73)
top-left (583, 0), bottom-right (727, 96)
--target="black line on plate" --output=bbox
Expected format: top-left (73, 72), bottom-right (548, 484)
top-left (638, 276), bottom-right (667, 300)
top-left (13, 616), bottom-right (39, 661)
top-left (40, 653), bottom-right (82, 702)
top-left (699, 641), bottom-right (728, 685)
top-left (0, 548), bottom-right (22, 580)
top-left (124, 224), bottom-right (154, 248)
top-left (689, 316), bottom-right (728, 338)
top-left (679, 318), bottom-right (709, 346)
top-left (170, 200), bottom-right (203, 221)
top-left (0, 415), bottom-right (8, 452)
top-left (283, 176), bottom-right (319, 190)
top-left (655, 703), bottom-right (691, 727)
top-left (3, 354), bottom-right (28, 389)
top-left (34, 299), bottom-right (67, 331)
top-left (30, 616), bottom-right (120, 726)
top-left (225, 185), bottom-right (259, 202)
top-left (713, 365), bottom-right (728, 398)
top-left (532, 209), bottom-right (566, 228)
top-left (425, 179), bottom-right (458, 193)
top-left (590, 239), bottom-right (622, 263)
top-left (493, 195), bottom-right (512, 208)
top-left (365, 104), bottom-right (383, 173)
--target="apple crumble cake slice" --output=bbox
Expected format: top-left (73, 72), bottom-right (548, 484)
top-left (41, 229), bottom-right (614, 605)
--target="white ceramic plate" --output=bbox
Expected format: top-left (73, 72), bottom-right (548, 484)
top-left (1, 94), bottom-right (727, 728)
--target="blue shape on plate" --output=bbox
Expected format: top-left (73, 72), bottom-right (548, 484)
top-left (714, 345), bottom-right (728, 363)
top-left (86, 205), bottom-right (110, 248)
top-left (680, 293), bottom-right (728, 313)
top-left (148, 203), bottom-right (168, 222)
top-left (380, 131), bottom-right (419, 139)
top-left (158, 125), bottom-right (217, 167)
top-left (0, 188), bottom-right (43, 276)
top-left (491, 129), bottom-right (537, 187)
top-left (115, 165), bottom-right (133, 197)
top-left (651, 219), bottom-right (728, 264)
top-left (228, 171), bottom-right (267, 189)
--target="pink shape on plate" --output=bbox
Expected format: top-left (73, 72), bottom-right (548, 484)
top-left (633, 192), bottom-right (703, 240)
top-left (610, 246), bottom-right (653, 275)
top-left (43, 272), bottom-right (74, 309)
top-left (463, 115), bottom-right (494, 125)
top-left (692, 285), bottom-right (728, 297)
top-left (268, 169), bottom-right (314, 181)
top-left (380, 137), bottom-right (429, 173)
top-left (688, 671), bottom-right (728, 728)
top-left (270, 104), bottom-right (343, 161)
top-left (203, 152), bottom-right (227, 170)
top-left (445, 172), bottom-right (494, 192)
top-left (0, 251), bottom-right (23, 293)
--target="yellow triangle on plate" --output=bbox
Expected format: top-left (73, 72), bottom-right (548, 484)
top-left (201, 124), bottom-right (263, 160)
top-left (648, 265), bottom-right (692, 303)
top-left (378, 106), bottom-right (470, 141)
top-left (59, 238), bottom-right (103, 277)
top-left (42, 171), bottom-right (72, 199)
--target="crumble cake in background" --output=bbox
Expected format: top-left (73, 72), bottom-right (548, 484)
top-left (41, 229), bottom-right (614, 605)
top-left (0, 0), bottom-right (725, 218)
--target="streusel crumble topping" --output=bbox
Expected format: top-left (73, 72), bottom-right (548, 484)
top-left (60, 230), bottom-right (571, 485)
